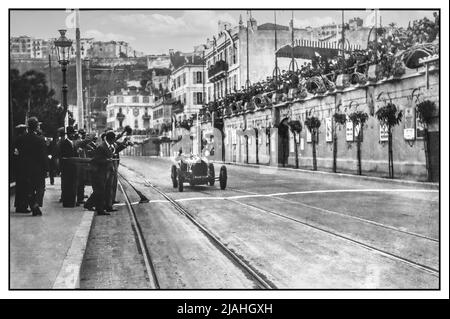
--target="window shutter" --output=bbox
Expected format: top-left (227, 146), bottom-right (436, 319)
top-left (193, 92), bottom-right (197, 105)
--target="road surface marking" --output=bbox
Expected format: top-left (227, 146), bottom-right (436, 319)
top-left (144, 188), bottom-right (437, 204)
top-left (230, 199), bottom-right (439, 277)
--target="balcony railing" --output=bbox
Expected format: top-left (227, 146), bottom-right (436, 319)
top-left (208, 60), bottom-right (228, 81)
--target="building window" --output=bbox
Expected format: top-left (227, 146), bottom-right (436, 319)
top-left (143, 96), bottom-right (149, 103)
top-left (194, 71), bottom-right (202, 84)
top-left (183, 93), bottom-right (186, 105)
top-left (134, 119), bottom-right (139, 129)
top-left (233, 75), bottom-right (237, 91)
top-left (193, 92), bottom-right (203, 105)
top-left (132, 96), bottom-right (138, 103)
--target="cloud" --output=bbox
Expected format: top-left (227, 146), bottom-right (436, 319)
top-left (83, 29), bottom-right (136, 42)
top-left (114, 11), bottom-right (237, 38)
top-left (294, 16), bottom-right (335, 28)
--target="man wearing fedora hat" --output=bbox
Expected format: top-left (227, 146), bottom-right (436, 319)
top-left (20, 117), bottom-right (48, 216)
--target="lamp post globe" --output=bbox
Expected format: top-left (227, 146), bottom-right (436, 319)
top-left (54, 29), bottom-right (73, 120)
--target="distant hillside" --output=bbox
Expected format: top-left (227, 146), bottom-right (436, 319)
top-left (10, 57), bottom-right (149, 111)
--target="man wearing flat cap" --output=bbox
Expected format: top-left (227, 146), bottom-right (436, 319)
top-left (20, 117), bottom-right (48, 216)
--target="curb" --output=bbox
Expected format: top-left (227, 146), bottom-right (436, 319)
top-left (52, 211), bottom-right (95, 289)
top-left (211, 161), bottom-right (440, 190)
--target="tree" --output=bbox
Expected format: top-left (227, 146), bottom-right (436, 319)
top-left (376, 102), bottom-right (403, 178)
top-left (304, 116), bottom-right (321, 171)
top-left (287, 120), bottom-right (302, 169)
top-left (348, 111), bottom-right (369, 175)
top-left (332, 111), bottom-right (347, 173)
top-left (10, 69), bottom-right (62, 137)
top-left (416, 100), bottom-right (437, 182)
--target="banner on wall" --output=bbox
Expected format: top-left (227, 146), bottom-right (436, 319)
top-left (289, 131), bottom-right (294, 150)
top-left (354, 123), bottom-right (362, 141)
top-left (416, 118), bottom-right (425, 139)
top-left (380, 124), bottom-right (389, 142)
top-left (403, 107), bottom-right (416, 140)
top-left (306, 129), bottom-right (312, 143)
top-left (346, 119), bottom-right (354, 142)
top-left (231, 129), bottom-right (237, 144)
top-left (325, 117), bottom-right (333, 142)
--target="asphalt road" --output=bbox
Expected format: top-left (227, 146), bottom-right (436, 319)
top-left (118, 156), bottom-right (439, 289)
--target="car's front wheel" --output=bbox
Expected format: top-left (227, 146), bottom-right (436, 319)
top-left (171, 165), bottom-right (178, 188)
top-left (177, 169), bottom-right (184, 192)
top-left (208, 163), bottom-right (215, 186)
top-left (219, 166), bottom-right (227, 190)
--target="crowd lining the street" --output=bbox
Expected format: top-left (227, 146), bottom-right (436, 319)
top-left (12, 117), bottom-right (133, 216)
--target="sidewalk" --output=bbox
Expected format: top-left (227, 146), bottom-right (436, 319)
top-left (9, 177), bottom-right (94, 289)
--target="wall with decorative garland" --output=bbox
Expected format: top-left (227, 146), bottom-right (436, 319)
top-left (213, 68), bottom-right (439, 180)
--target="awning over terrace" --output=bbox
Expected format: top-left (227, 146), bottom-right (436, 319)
top-left (275, 40), bottom-right (363, 60)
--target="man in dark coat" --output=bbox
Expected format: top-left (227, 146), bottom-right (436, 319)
top-left (46, 137), bottom-right (58, 185)
top-left (88, 131), bottom-right (116, 215)
top-left (12, 124), bottom-right (29, 213)
top-left (75, 129), bottom-right (87, 205)
top-left (21, 117), bottom-right (48, 216)
top-left (105, 136), bottom-right (131, 212)
top-left (59, 126), bottom-right (79, 207)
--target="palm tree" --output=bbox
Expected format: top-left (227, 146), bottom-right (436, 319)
top-left (287, 120), bottom-right (302, 168)
top-left (348, 111), bottom-right (369, 175)
top-left (332, 105), bottom-right (347, 173)
top-left (376, 102), bottom-right (403, 178)
top-left (305, 116), bottom-right (321, 171)
top-left (416, 100), bottom-right (437, 182)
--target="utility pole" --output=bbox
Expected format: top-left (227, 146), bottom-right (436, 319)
top-left (48, 52), bottom-right (53, 91)
top-left (273, 10), bottom-right (280, 83)
top-left (85, 58), bottom-right (91, 132)
top-left (246, 11), bottom-right (250, 89)
top-left (290, 11), bottom-right (295, 72)
top-left (75, 9), bottom-right (84, 129)
top-left (342, 10), bottom-right (345, 63)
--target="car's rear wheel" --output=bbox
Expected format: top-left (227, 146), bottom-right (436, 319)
top-left (171, 165), bottom-right (178, 188)
top-left (177, 169), bottom-right (184, 192)
top-left (208, 163), bottom-right (215, 186)
top-left (219, 166), bottom-right (227, 190)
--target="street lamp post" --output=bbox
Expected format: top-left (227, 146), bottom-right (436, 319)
top-left (54, 29), bottom-right (73, 125)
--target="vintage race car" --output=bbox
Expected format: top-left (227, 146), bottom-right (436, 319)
top-left (171, 155), bottom-right (227, 192)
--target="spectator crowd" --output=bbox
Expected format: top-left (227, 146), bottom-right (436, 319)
top-left (12, 117), bottom-right (133, 216)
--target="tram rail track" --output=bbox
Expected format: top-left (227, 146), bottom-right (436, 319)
top-left (119, 163), bottom-right (439, 284)
top-left (118, 178), bottom-right (160, 289)
top-left (118, 171), bottom-right (276, 289)
top-left (190, 187), bottom-right (439, 277)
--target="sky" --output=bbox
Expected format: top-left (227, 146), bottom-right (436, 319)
top-left (10, 9), bottom-right (437, 55)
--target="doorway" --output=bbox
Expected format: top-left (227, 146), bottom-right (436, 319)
top-left (278, 119), bottom-right (290, 167)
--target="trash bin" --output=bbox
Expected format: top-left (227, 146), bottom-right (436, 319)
top-left (71, 157), bottom-right (93, 186)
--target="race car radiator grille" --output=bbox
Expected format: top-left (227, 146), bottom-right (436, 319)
top-left (192, 162), bottom-right (208, 176)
